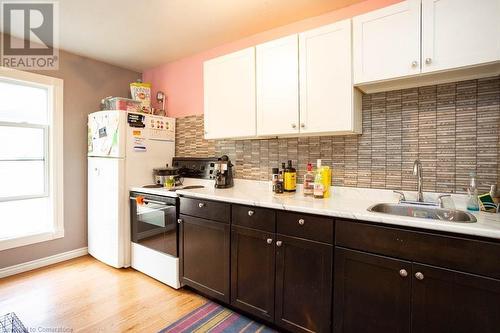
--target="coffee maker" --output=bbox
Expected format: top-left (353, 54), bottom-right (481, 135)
top-left (214, 155), bottom-right (234, 189)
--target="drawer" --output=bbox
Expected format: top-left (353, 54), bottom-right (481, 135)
top-left (336, 220), bottom-right (500, 279)
top-left (179, 197), bottom-right (230, 223)
top-left (232, 204), bottom-right (276, 232)
top-left (277, 211), bottom-right (334, 244)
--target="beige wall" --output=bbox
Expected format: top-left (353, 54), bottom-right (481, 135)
top-left (0, 49), bottom-right (140, 269)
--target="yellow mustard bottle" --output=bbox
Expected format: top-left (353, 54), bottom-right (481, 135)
top-left (320, 166), bottom-right (332, 198)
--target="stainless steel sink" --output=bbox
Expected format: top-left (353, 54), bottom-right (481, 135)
top-left (368, 203), bottom-right (477, 223)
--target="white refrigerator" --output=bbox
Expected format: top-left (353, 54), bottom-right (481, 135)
top-left (87, 110), bottom-right (175, 268)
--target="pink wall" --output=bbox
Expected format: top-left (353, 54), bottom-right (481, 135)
top-left (143, 0), bottom-right (402, 118)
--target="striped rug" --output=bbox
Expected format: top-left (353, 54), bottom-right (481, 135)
top-left (159, 302), bottom-right (277, 333)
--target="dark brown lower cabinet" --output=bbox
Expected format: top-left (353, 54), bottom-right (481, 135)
top-left (333, 248), bottom-right (411, 333)
top-left (275, 235), bottom-right (333, 333)
top-left (334, 247), bottom-right (500, 333)
top-left (230, 225), bottom-right (276, 321)
top-left (411, 263), bottom-right (500, 333)
top-left (179, 214), bottom-right (230, 303)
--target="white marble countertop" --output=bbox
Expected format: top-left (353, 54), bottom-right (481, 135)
top-left (130, 178), bottom-right (500, 240)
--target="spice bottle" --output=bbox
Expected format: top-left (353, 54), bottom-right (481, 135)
top-left (271, 167), bottom-right (279, 192)
top-left (303, 163), bottom-right (314, 196)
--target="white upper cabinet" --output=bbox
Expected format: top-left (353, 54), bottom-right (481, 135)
top-left (299, 19), bottom-right (361, 134)
top-left (203, 47), bottom-right (256, 139)
top-left (353, 0), bottom-right (421, 84)
top-left (256, 35), bottom-right (299, 136)
top-left (421, 0), bottom-right (500, 73)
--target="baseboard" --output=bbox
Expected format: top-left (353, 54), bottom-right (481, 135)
top-left (0, 247), bottom-right (88, 279)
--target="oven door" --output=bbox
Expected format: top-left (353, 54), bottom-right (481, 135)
top-left (130, 193), bottom-right (178, 257)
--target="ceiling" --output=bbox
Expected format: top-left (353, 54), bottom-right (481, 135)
top-left (4, 0), bottom-right (365, 72)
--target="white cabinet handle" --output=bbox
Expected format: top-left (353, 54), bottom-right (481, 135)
top-left (425, 58), bottom-right (432, 64)
top-left (291, 123), bottom-right (297, 129)
top-left (298, 219), bottom-right (305, 225)
top-left (248, 210), bottom-right (255, 216)
top-left (300, 123), bottom-right (305, 128)
top-left (415, 272), bottom-right (425, 280)
top-left (411, 61), bottom-right (418, 68)
top-left (399, 269), bottom-right (408, 278)
top-left (276, 240), bottom-right (283, 247)
top-left (198, 202), bottom-right (205, 208)
top-left (266, 238), bottom-right (273, 244)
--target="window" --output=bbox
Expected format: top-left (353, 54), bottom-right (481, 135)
top-left (0, 68), bottom-right (63, 251)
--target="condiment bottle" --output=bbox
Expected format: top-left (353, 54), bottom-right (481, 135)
top-left (321, 165), bottom-right (332, 198)
top-left (313, 159), bottom-right (325, 199)
top-left (303, 163), bottom-right (314, 196)
top-left (283, 160), bottom-right (297, 192)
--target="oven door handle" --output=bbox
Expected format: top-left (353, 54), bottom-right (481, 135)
top-left (130, 197), bottom-right (170, 206)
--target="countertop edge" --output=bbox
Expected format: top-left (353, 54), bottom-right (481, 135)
top-left (175, 189), bottom-right (500, 241)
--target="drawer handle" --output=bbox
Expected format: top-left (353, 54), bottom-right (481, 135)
top-left (415, 272), bottom-right (424, 281)
top-left (399, 269), bottom-right (408, 278)
top-left (276, 240), bottom-right (283, 247)
top-left (177, 218), bottom-right (183, 224)
top-left (298, 219), bottom-right (305, 225)
top-left (266, 238), bottom-right (273, 244)
top-left (248, 210), bottom-right (255, 217)
top-left (198, 202), bottom-right (205, 208)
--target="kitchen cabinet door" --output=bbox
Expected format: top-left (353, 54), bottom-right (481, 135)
top-left (179, 214), bottom-right (230, 303)
top-left (411, 263), bottom-right (500, 333)
top-left (203, 47), bottom-right (256, 139)
top-left (275, 235), bottom-right (332, 333)
top-left (299, 19), bottom-right (361, 135)
top-left (333, 248), bottom-right (411, 333)
top-left (230, 226), bottom-right (275, 321)
top-left (256, 35), bottom-right (299, 136)
top-left (353, 0), bottom-right (421, 84)
top-left (421, 0), bottom-right (500, 73)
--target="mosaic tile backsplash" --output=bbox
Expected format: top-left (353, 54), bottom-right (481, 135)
top-left (175, 76), bottom-right (500, 194)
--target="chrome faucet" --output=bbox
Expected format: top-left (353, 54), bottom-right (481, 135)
top-left (413, 159), bottom-right (424, 202)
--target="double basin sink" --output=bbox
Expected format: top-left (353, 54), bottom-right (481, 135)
top-left (368, 202), bottom-right (477, 223)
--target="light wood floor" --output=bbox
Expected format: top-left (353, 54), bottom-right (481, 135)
top-left (0, 255), bottom-right (206, 332)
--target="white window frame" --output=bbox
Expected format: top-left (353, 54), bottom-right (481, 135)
top-left (0, 121), bottom-right (49, 202)
top-left (0, 67), bottom-right (64, 251)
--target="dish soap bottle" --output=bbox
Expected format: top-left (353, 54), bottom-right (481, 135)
top-left (283, 160), bottom-right (297, 192)
top-left (303, 163), bottom-right (314, 196)
top-left (313, 159), bottom-right (325, 199)
top-left (466, 172), bottom-right (480, 211)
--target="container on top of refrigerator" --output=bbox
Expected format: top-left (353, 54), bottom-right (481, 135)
top-left (101, 96), bottom-right (141, 112)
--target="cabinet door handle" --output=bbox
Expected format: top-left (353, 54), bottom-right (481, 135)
top-left (300, 123), bottom-right (305, 128)
top-left (425, 57), bottom-right (432, 64)
top-left (266, 238), bottom-right (273, 244)
top-left (177, 218), bottom-right (183, 224)
top-left (298, 218), bottom-right (305, 225)
top-left (248, 210), bottom-right (255, 217)
top-left (415, 272), bottom-right (425, 280)
top-left (291, 123), bottom-right (297, 129)
top-left (276, 240), bottom-right (283, 247)
top-left (411, 61), bottom-right (418, 68)
top-left (399, 269), bottom-right (408, 277)
top-left (198, 202), bottom-right (205, 208)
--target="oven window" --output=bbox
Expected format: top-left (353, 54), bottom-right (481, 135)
top-left (133, 198), bottom-right (177, 256)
